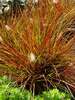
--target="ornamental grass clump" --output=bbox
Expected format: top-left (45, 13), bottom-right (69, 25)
top-left (0, 0), bottom-right (75, 96)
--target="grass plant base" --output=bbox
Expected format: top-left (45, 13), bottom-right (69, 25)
top-left (0, 76), bottom-right (71, 100)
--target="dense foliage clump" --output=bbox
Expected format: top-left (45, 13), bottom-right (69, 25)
top-left (0, 0), bottom-right (75, 97)
top-left (0, 76), bottom-right (71, 100)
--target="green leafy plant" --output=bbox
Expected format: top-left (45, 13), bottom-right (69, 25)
top-left (0, 76), bottom-right (32, 100)
top-left (34, 89), bottom-right (70, 100)
top-left (0, 76), bottom-right (70, 100)
top-left (0, 0), bottom-right (75, 97)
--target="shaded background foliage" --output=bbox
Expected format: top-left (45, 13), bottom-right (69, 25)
top-left (0, 0), bottom-right (39, 14)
